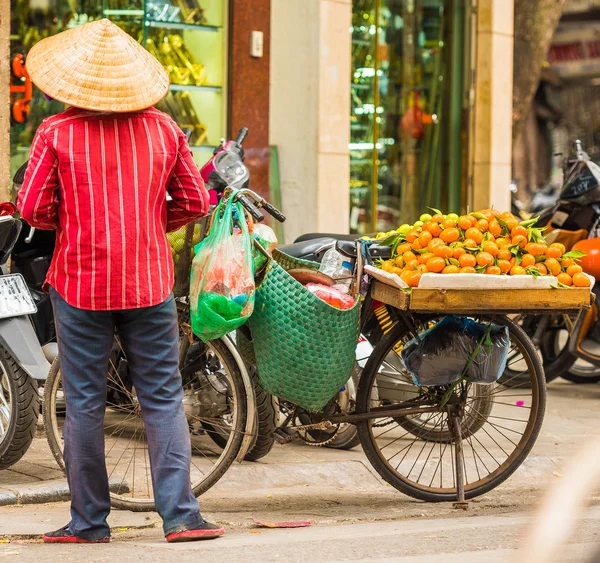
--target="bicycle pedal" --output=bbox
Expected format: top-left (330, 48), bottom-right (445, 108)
top-left (274, 428), bottom-right (298, 445)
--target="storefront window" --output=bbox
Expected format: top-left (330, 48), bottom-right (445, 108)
top-left (350, 0), bottom-right (471, 234)
top-left (9, 0), bottom-right (227, 178)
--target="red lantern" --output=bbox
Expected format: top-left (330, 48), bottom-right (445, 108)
top-left (10, 53), bottom-right (32, 124)
top-left (400, 92), bottom-right (434, 140)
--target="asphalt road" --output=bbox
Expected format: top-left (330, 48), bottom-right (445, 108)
top-left (2, 507), bottom-right (600, 563)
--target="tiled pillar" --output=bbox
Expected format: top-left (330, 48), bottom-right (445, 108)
top-left (0, 0), bottom-right (9, 201)
top-left (229, 0), bottom-right (271, 201)
top-left (270, 0), bottom-right (351, 242)
top-left (471, 0), bottom-right (514, 212)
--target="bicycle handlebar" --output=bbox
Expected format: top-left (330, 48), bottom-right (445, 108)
top-left (261, 201), bottom-right (286, 223)
top-left (237, 193), bottom-right (265, 222)
top-left (231, 188), bottom-right (287, 224)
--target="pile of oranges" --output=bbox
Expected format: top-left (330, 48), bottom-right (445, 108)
top-left (377, 208), bottom-right (591, 288)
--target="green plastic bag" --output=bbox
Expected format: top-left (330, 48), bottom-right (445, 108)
top-left (190, 195), bottom-right (255, 342)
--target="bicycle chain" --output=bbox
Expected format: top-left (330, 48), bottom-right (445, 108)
top-left (297, 425), bottom-right (340, 447)
top-left (373, 418), bottom-right (396, 428)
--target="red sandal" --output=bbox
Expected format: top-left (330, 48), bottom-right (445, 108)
top-left (165, 521), bottom-right (225, 543)
top-left (43, 525), bottom-right (110, 544)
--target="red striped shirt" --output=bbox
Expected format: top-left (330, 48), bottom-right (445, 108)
top-left (17, 107), bottom-right (209, 311)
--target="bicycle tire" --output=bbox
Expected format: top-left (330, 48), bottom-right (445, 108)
top-left (356, 315), bottom-right (546, 502)
top-left (44, 337), bottom-right (247, 511)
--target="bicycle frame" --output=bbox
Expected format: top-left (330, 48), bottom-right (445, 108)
top-left (210, 131), bottom-right (448, 439)
top-left (222, 187), bottom-right (446, 428)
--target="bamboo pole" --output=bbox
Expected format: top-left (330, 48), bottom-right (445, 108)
top-left (0, 0), bottom-right (10, 202)
top-left (370, 0), bottom-right (381, 233)
top-left (401, 1), bottom-right (419, 223)
top-left (448, 0), bottom-right (465, 213)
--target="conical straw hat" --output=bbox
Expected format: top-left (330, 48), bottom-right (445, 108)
top-left (26, 19), bottom-right (170, 113)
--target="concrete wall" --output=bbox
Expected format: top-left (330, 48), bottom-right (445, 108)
top-left (0, 0), bottom-right (10, 202)
top-left (269, 0), bottom-right (351, 242)
top-left (229, 0), bottom-right (271, 201)
top-left (471, 0), bottom-right (514, 211)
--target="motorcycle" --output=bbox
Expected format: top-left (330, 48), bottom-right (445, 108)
top-left (197, 136), bottom-right (405, 454)
top-left (10, 163), bottom-right (59, 364)
top-left (538, 142), bottom-right (600, 383)
top-left (0, 204), bottom-right (51, 469)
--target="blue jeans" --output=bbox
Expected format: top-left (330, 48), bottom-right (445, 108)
top-left (50, 289), bottom-right (202, 539)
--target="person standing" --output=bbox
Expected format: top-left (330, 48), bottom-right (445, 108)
top-left (17, 19), bottom-right (224, 544)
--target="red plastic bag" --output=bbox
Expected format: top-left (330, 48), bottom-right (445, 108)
top-left (305, 283), bottom-right (355, 310)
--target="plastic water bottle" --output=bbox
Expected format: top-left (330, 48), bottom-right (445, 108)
top-left (319, 248), bottom-right (353, 288)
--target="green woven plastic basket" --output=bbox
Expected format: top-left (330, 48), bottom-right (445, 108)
top-left (248, 249), bottom-right (360, 412)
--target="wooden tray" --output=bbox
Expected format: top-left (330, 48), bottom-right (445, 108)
top-left (370, 281), bottom-right (594, 315)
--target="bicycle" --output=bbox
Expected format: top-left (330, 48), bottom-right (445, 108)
top-left (43, 129), bottom-right (553, 509)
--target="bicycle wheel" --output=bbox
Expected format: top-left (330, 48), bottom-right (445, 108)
top-left (356, 314), bottom-right (546, 502)
top-left (370, 323), bottom-right (493, 443)
top-left (44, 337), bottom-right (247, 511)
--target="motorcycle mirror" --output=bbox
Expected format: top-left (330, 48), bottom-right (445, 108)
top-left (575, 140), bottom-right (591, 162)
top-left (13, 160), bottom-right (28, 186)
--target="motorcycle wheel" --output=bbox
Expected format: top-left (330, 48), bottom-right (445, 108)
top-left (561, 358), bottom-right (600, 384)
top-left (44, 337), bottom-right (247, 511)
top-left (547, 323), bottom-right (600, 384)
top-left (203, 365), bottom-right (277, 461)
top-left (243, 365), bottom-right (277, 461)
top-left (502, 315), bottom-right (576, 387)
top-left (0, 347), bottom-right (39, 469)
top-left (538, 318), bottom-right (577, 382)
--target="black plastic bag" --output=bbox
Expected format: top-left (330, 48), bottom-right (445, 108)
top-left (400, 316), bottom-right (510, 387)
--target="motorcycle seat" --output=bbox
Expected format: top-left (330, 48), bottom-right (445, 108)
top-left (278, 237), bottom-right (337, 259)
top-left (336, 240), bottom-right (358, 258)
top-left (294, 232), bottom-right (371, 243)
top-left (278, 237), bottom-right (392, 262)
top-left (336, 240), bottom-right (392, 261)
